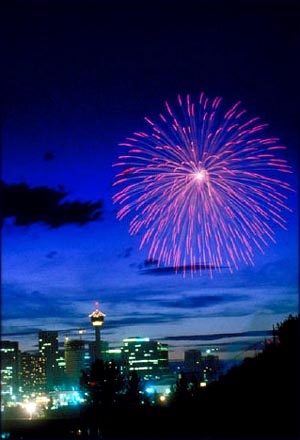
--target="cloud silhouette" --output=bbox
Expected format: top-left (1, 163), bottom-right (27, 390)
top-left (1, 181), bottom-right (103, 228)
top-left (117, 247), bottom-right (133, 258)
top-left (150, 294), bottom-right (249, 309)
top-left (43, 151), bottom-right (55, 161)
top-left (46, 251), bottom-right (58, 259)
top-left (162, 330), bottom-right (273, 342)
top-left (140, 264), bottom-right (228, 275)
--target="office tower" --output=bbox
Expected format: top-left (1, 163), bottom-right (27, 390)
top-left (0, 340), bottom-right (20, 399)
top-left (38, 330), bottom-right (59, 391)
top-left (64, 338), bottom-right (85, 388)
top-left (122, 337), bottom-right (169, 380)
top-left (56, 350), bottom-right (67, 389)
top-left (88, 302), bottom-right (106, 361)
top-left (20, 351), bottom-right (46, 393)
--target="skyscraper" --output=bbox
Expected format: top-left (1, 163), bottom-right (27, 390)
top-left (0, 340), bottom-right (19, 400)
top-left (64, 338), bottom-right (85, 388)
top-left (122, 337), bottom-right (169, 380)
top-left (20, 351), bottom-right (46, 393)
top-left (38, 330), bottom-right (59, 391)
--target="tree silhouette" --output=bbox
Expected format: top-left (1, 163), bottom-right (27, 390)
top-left (171, 372), bottom-right (191, 406)
top-left (124, 370), bottom-right (143, 407)
top-left (78, 315), bottom-right (299, 438)
top-left (201, 314), bottom-right (300, 437)
top-left (80, 358), bottom-right (124, 408)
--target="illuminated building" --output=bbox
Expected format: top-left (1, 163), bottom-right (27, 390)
top-left (56, 350), bottom-right (67, 388)
top-left (38, 330), bottom-right (59, 391)
top-left (88, 302), bottom-right (106, 362)
top-left (20, 351), bottom-right (46, 393)
top-left (0, 340), bottom-right (19, 400)
top-left (122, 337), bottom-right (169, 380)
top-left (64, 338), bottom-right (85, 388)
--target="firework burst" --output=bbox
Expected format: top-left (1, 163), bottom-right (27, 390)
top-left (112, 92), bottom-right (294, 276)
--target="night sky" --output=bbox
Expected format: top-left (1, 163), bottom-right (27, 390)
top-left (2, 0), bottom-right (299, 360)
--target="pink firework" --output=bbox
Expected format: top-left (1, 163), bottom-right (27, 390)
top-left (112, 93), bottom-right (294, 275)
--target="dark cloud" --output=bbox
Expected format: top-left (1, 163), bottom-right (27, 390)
top-left (3, 290), bottom-right (72, 321)
top-left (257, 291), bottom-right (299, 316)
top-left (43, 151), bottom-right (55, 161)
top-left (148, 294), bottom-right (249, 309)
top-left (138, 259), bottom-right (160, 269)
top-left (1, 181), bottom-right (103, 228)
top-left (162, 330), bottom-right (273, 342)
top-left (1, 313), bottom-right (177, 342)
top-left (46, 251), bottom-right (58, 259)
top-left (1, 328), bottom-right (41, 338)
top-left (140, 264), bottom-right (228, 275)
top-left (194, 339), bottom-right (266, 351)
top-left (253, 259), bottom-right (299, 287)
top-left (117, 247), bottom-right (133, 258)
top-left (144, 259), bottom-right (159, 267)
top-left (1, 327), bottom-right (94, 345)
top-left (229, 258), bottom-right (299, 289)
top-left (103, 313), bottom-right (176, 330)
top-left (50, 310), bottom-right (184, 335)
top-left (69, 285), bottom-right (252, 319)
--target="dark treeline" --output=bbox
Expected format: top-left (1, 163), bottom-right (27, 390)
top-left (78, 314), bottom-right (300, 439)
top-left (3, 315), bottom-right (299, 439)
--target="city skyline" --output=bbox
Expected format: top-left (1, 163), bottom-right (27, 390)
top-left (2, 0), bottom-right (299, 361)
top-left (1, 301), bottom-right (276, 361)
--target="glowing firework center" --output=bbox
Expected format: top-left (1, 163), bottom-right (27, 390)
top-left (194, 168), bottom-right (209, 183)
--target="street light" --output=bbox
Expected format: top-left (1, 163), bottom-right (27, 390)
top-left (25, 401), bottom-right (36, 419)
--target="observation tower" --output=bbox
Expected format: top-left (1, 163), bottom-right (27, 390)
top-left (89, 301), bottom-right (106, 360)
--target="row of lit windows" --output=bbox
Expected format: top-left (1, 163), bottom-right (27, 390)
top-left (129, 366), bottom-right (153, 371)
top-left (129, 359), bottom-right (159, 364)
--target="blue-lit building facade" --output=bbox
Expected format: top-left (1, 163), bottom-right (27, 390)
top-left (38, 330), bottom-right (59, 391)
top-left (122, 337), bottom-right (169, 380)
top-left (1, 341), bottom-right (20, 402)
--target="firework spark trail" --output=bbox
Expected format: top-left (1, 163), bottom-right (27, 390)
top-left (112, 93), bottom-right (294, 276)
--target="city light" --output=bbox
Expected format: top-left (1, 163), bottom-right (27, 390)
top-left (24, 401), bottom-right (36, 419)
top-left (145, 387), bottom-right (154, 394)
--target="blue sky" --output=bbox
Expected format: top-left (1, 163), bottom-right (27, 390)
top-left (2, 0), bottom-right (299, 360)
